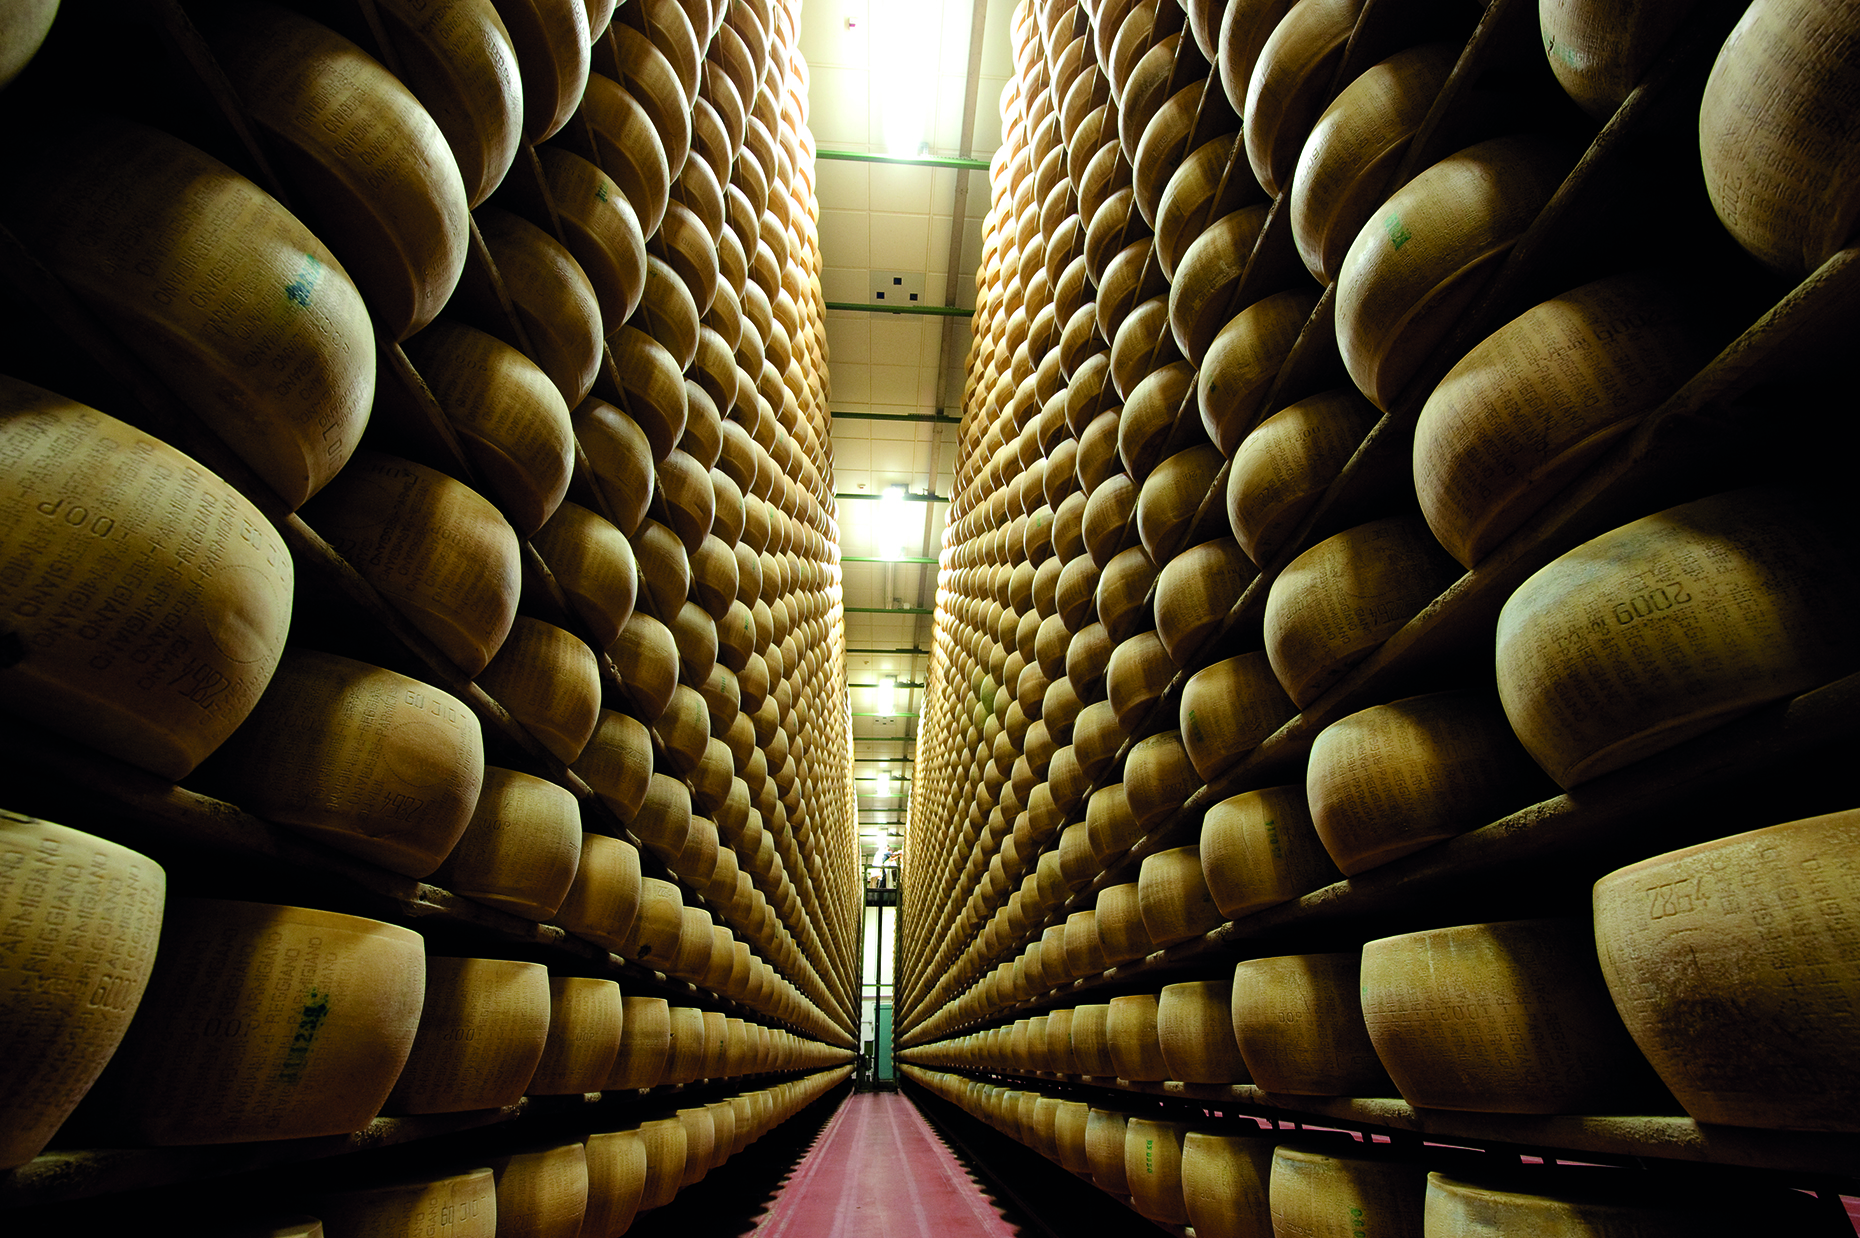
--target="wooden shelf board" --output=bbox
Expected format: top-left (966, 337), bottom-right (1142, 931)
top-left (923, 1069), bottom-right (1860, 1178)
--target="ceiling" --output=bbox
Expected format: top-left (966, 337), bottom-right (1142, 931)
top-left (796, 0), bottom-right (1019, 852)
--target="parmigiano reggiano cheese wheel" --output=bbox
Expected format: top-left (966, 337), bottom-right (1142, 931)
top-left (1263, 516), bottom-right (1462, 708)
top-left (1414, 273), bottom-right (1705, 568)
top-left (374, 0), bottom-right (524, 208)
top-left (2, 120), bottom-right (374, 509)
top-left (1119, 360), bottom-right (1199, 485)
top-left (662, 1005), bottom-right (708, 1086)
top-left (0, 0), bottom-right (56, 92)
top-left (314, 1169), bottom-right (497, 1238)
top-left (675, 1104), bottom-right (715, 1183)
top-left (572, 708), bottom-right (653, 823)
top-left (97, 898), bottom-right (425, 1143)
top-left (584, 1129), bottom-right (649, 1237)
top-left (551, 832), bottom-right (643, 952)
top-left (1109, 297), bottom-right (1181, 404)
top-left (1496, 489), bottom-right (1860, 788)
top-left (304, 451), bottom-right (520, 675)
top-left (538, 147), bottom-right (648, 332)
top-left (1226, 388), bottom-right (1379, 566)
top-left (1360, 918), bottom-right (1659, 1112)
top-left (386, 955), bottom-right (550, 1113)
top-left (604, 22), bottom-right (693, 179)
top-left (1157, 979), bottom-right (1248, 1083)
top-left (209, 4), bottom-right (470, 342)
top-left (1230, 952), bottom-right (1387, 1094)
top-left (532, 501), bottom-right (638, 649)
top-left (613, 608), bottom-right (681, 723)
top-left (204, 651), bottom-right (484, 877)
top-left (1066, 910), bottom-right (1109, 977)
top-left (1290, 44), bottom-right (1458, 282)
top-left (1269, 1146), bottom-right (1423, 1238)
top-left (1180, 651), bottom-right (1296, 780)
top-left (1593, 808), bottom-right (1860, 1131)
top-left (0, 383), bottom-right (294, 778)
top-left (477, 617), bottom-right (601, 763)
top-left (1217, 0), bottom-right (1299, 132)
top-left (608, 325), bottom-right (691, 462)
top-left (1126, 730), bottom-right (1201, 828)
top-left (1173, 206), bottom-right (1275, 371)
top-left (633, 255), bottom-right (701, 372)
top-left (1538, 0), bottom-right (1694, 119)
top-left (492, 0), bottom-right (592, 141)
top-left (1242, 0), bottom-right (1367, 197)
top-left (576, 73), bottom-right (672, 238)
top-left (574, 397), bottom-right (656, 536)
top-left (1698, 0), bottom-right (1860, 274)
top-left (488, 1143), bottom-right (589, 1238)
top-left (1106, 630), bottom-right (1175, 729)
top-left (0, 813), bottom-right (163, 1169)
top-left (1423, 1171), bottom-right (1823, 1238)
top-left (1335, 136), bottom-right (1569, 410)
top-left (620, 876), bottom-right (687, 969)
top-left (1198, 288), bottom-right (1323, 456)
top-left (1181, 1133), bottom-right (1274, 1238)
top-left (1097, 881), bottom-right (1154, 966)
top-left (1054, 1098), bottom-right (1092, 1171)
top-left (1086, 1106), bottom-right (1135, 1190)
top-left (1139, 844), bottom-right (1222, 947)
top-left (528, 976), bottom-right (623, 1094)
top-left (635, 1114), bottom-right (689, 1207)
top-left (1125, 1116), bottom-right (1196, 1222)
top-left (1200, 783), bottom-right (1340, 919)
top-left (1307, 691), bottom-right (1547, 875)
top-left (473, 207), bottom-right (603, 407)
top-left (1155, 537), bottom-right (1256, 664)
top-left (403, 321), bottom-right (573, 536)
top-left (607, 996), bottom-right (672, 1089)
top-left (431, 766), bottom-right (582, 920)
top-left (1136, 444), bottom-right (1224, 562)
top-left (1158, 136), bottom-right (1266, 279)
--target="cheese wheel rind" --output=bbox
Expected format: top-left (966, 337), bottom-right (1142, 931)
top-left (0, 813), bottom-right (165, 1169)
top-left (1593, 808), bottom-right (1860, 1131)
top-left (1496, 489), bottom-right (1860, 788)
top-left (0, 382), bottom-right (295, 778)
top-left (96, 898), bottom-right (426, 1144)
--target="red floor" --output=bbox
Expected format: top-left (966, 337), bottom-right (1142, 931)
top-left (752, 1092), bottom-right (1022, 1238)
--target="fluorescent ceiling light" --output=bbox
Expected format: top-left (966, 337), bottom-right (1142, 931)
top-left (870, 0), bottom-right (940, 156)
top-left (876, 675), bottom-right (897, 717)
top-left (876, 767), bottom-right (892, 799)
top-left (876, 485), bottom-right (910, 559)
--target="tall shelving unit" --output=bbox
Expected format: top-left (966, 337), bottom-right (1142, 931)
top-left (0, 0), bottom-right (862, 1226)
top-left (896, 0), bottom-right (1860, 1226)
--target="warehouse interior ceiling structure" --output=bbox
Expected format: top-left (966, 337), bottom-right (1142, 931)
top-left (800, 0), bottom-right (1021, 866)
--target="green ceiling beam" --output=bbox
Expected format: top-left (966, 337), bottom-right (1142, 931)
top-left (831, 411), bottom-right (962, 424)
top-left (845, 606), bottom-right (934, 614)
top-left (835, 492), bottom-right (948, 502)
top-left (825, 301), bottom-right (973, 317)
top-left (842, 555), bottom-right (938, 564)
top-left (815, 149), bottom-right (992, 171)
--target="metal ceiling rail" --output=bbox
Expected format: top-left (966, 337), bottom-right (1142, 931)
top-left (845, 647), bottom-right (929, 654)
top-left (845, 606), bottom-right (935, 614)
top-left (814, 149), bottom-right (992, 171)
top-left (843, 556), bottom-right (938, 564)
